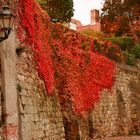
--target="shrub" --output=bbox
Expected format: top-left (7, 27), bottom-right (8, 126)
top-left (80, 30), bottom-right (105, 40)
top-left (94, 40), bottom-right (124, 63)
top-left (105, 36), bottom-right (134, 51)
top-left (123, 51), bottom-right (136, 66)
top-left (132, 43), bottom-right (140, 59)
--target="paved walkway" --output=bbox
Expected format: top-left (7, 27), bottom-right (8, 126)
top-left (92, 136), bottom-right (140, 140)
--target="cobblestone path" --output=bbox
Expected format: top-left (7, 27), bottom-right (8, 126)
top-left (92, 136), bottom-right (140, 140)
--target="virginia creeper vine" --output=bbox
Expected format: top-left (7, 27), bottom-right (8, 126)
top-left (16, 0), bottom-right (115, 116)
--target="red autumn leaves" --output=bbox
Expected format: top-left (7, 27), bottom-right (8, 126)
top-left (16, 0), bottom-right (114, 116)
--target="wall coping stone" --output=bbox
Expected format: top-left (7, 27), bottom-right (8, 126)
top-left (116, 62), bottom-right (140, 73)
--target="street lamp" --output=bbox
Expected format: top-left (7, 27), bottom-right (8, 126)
top-left (0, 5), bottom-right (15, 42)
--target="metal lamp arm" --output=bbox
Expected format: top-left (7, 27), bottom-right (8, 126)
top-left (0, 28), bottom-right (11, 42)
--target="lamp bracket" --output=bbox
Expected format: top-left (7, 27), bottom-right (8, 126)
top-left (0, 28), bottom-right (11, 42)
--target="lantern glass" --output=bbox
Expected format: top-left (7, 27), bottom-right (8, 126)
top-left (0, 5), bottom-right (15, 29)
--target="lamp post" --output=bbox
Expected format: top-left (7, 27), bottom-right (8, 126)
top-left (0, 5), bottom-right (15, 42)
top-left (0, 4), bottom-right (19, 140)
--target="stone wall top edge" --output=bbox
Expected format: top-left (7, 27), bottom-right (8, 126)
top-left (116, 62), bottom-right (139, 73)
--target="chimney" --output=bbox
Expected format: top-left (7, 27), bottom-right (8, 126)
top-left (90, 9), bottom-right (99, 25)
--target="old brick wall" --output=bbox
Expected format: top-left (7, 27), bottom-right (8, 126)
top-left (0, 65), bottom-right (2, 140)
top-left (53, 61), bottom-right (140, 140)
top-left (15, 44), bottom-right (140, 140)
top-left (91, 62), bottom-right (140, 139)
top-left (16, 49), bottom-right (65, 140)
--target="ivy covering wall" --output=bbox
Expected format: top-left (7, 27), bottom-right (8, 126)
top-left (16, 0), bottom-right (115, 116)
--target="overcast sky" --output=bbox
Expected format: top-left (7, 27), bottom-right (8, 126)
top-left (73, 0), bottom-right (104, 25)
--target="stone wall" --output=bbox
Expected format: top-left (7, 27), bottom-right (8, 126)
top-left (43, 60), bottom-right (140, 140)
top-left (91, 62), bottom-right (140, 139)
top-left (0, 65), bottom-right (2, 140)
top-left (16, 49), bottom-right (65, 140)
top-left (0, 38), bottom-right (139, 140)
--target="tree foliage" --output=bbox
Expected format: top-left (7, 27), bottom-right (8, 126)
top-left (37, 0), bottom-right (74, 22)
top-left (101, 0), bottom-right (140, 38)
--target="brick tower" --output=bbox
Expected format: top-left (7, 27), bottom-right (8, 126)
top-left (90, 9), bottom-right (99, 25)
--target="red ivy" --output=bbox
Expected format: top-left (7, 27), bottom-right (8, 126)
top-left (51, 25), bottom-right (114, 115)
top-left (17, 0), bottom-right (54, 94)
top-left (16, 0), bottom-right (115, 116)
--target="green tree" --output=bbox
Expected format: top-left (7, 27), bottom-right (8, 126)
top-left (37, 0), bottom-right (74, 23)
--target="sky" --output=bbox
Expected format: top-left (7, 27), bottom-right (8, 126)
top-left (73, 0), bottom-right (104, 25)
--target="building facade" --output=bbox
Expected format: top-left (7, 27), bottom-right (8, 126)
top-left (70, 9), bottom-right (101, 32)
